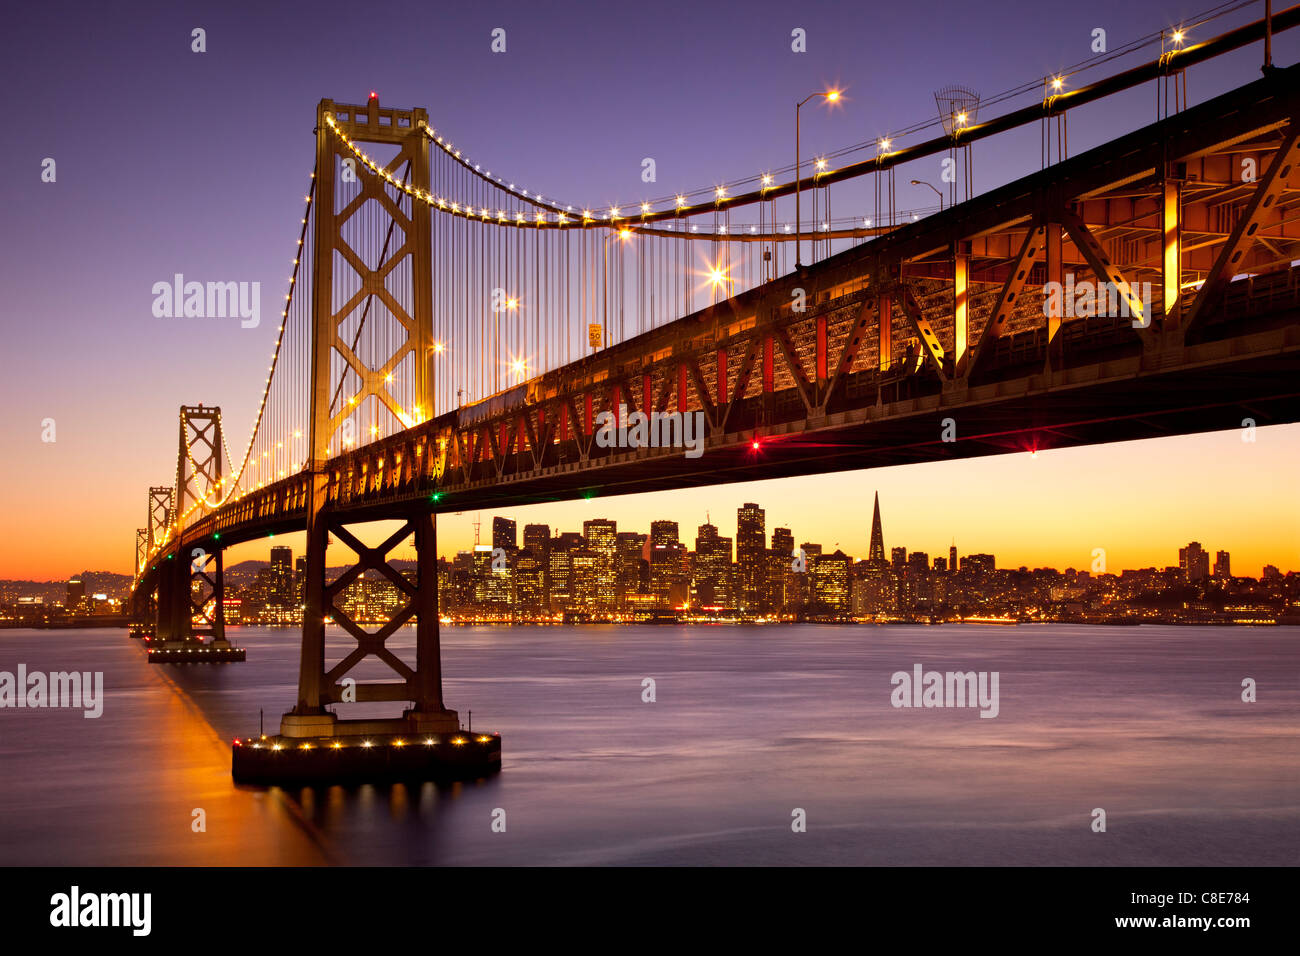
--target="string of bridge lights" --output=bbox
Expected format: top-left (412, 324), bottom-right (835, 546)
top-left (142, 171), bottom-right (318, 569)
top-left (328, 9), bottom-right (1210, 232)
top-left (327, 112), bottom-right (867, 234)
top-left (333, 108), bottom-right (947, 238)
top-left (332, 98), bottom-right (996, 234)
top-left (414, 104), bottom-right (897, 225)
top-left (220, 170), bottom-right (317, 505)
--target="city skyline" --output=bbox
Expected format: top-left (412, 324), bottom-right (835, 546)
top-left (7, 457), bottom-right (1294, 591)
top-left (61, 490), bottom-right (1285, 629)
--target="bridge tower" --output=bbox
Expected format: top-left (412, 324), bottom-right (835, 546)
top-left (280, 96), bottom-right (455, 740)
top-left (153, 406), bottom-right (232, 651)
top-left (176, 405), bottom-right (227, 646)
top-left (146, 486), bottom-right (175, 639)
top-left (129, 528), bottom-right (151, 637)
top-left (135, 527), bottom-right (148, 578)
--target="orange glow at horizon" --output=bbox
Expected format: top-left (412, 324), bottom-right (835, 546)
top-left (6, 425), bottom-right (1293, 582)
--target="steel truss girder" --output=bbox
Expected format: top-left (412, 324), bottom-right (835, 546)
top-left (176, 405), bottom-right (223, 526)
top-left (965, 222), bottom-right (1045, 380)
top-left (293, 510), bottom-right (444, 711)
top-left (312, 98), bottom-right (433, 460)
top-left (185, 546), bottom-right (225, 642)
top-left (147, 486), bottom-right (173, 553)
top-left (1183, 125), bottom-right (1300, 338)
top-left (1059, 208), bottom-right (1149, 326)
top-left (320, 518), bottom-right (417, 700)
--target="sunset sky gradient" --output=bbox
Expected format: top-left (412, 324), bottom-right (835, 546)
top-left (1, 0), bottom-right (1296, 580)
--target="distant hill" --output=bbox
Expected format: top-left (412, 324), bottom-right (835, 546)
top-left (0, 570), bottom-right (133, 602)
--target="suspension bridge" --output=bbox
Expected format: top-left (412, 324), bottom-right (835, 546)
top-left (127, 8), bottom-right (1300, 783)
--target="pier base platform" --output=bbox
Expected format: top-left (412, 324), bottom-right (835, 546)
top-left (147, 642), bottom-right (246, 663)
top-left (231, 730), bottom-right (501, 786)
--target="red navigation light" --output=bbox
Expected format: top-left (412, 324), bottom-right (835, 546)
top-left (233, 738), bottom-right (241, 746)
top-left (369, 90), bottom-right (378, 100)
top-left (751, 440), bottom-right (761, 450)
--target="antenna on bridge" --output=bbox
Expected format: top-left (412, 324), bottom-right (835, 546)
top-left (934, 85), bottom-right (979, 206)
top-left (1264, 0), bottom-right (1275, 74)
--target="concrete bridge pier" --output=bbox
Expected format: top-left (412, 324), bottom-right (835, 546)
top-left (153, 554), bottom-right (185, 643)
top-left (280, 506), bottom-right (458, 738)
top-left (147, 544), bottom-right (244, 663)
top-left (235, 507), bottom-right (495, 785)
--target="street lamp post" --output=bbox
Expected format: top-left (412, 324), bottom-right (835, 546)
top-left (795, 89), bottom-right (840, 268)
top-left (910, 179), bottom-right (944, 212)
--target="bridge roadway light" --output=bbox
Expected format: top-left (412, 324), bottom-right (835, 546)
top-left (910, 179), bottom-right (944, 212)
top-left (795, 88), bottom-right (842, 269)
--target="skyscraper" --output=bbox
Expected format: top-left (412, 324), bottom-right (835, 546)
top-left (869, 492), bottom-right (886, 565)
top-left (583, 518), bottom-right (618, 607)
top-left (693, 521), bottom-right (734, 606)
top-left (548, 531), bottom-right (585, 610)
top-left (524, 523), bottom-right (551, 598)
top-left (493, 517), bottom-right (517, 553)
top-left (810, 550), bottom-right (851, 613)
top-left (646, 527), bottom-right (687, 607)
top-left (769, 527), bottom-right (795, 611)
top-left (736, 503), bottom-right (765, 610)
top-left (472, 545), bottom-right (509, 606)
top-left (570, 548), bottom-right (600, 607)
top-left (650, 520), bottom-right (679, 548)
top-left (1180, 542), bottom-right (1210, 582)
top-left (514, 548), bottom-right (545, 610)
top-left (523, 523), bottom-right (549, 556)
top-left (269, 546), bottom-right (293, 605)
top-left (616, 531), bottom-right (647, 604)
top-left (1214, 550), bottom-right (1231, 579)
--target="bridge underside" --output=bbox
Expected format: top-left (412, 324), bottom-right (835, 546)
top-left (134, 312), bottom-right (1299, 573)
top-left (395, 331), bottom-right (1300, 512)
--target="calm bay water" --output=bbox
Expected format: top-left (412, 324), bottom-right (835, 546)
top-left (0, 623), bottom-right (1296, 865)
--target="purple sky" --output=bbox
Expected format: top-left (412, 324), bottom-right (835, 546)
top-left (1, 0), bottom-right (1296, 579)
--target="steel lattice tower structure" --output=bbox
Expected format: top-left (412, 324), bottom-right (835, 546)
top-left (284, 96), bottom-right (455, 739)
